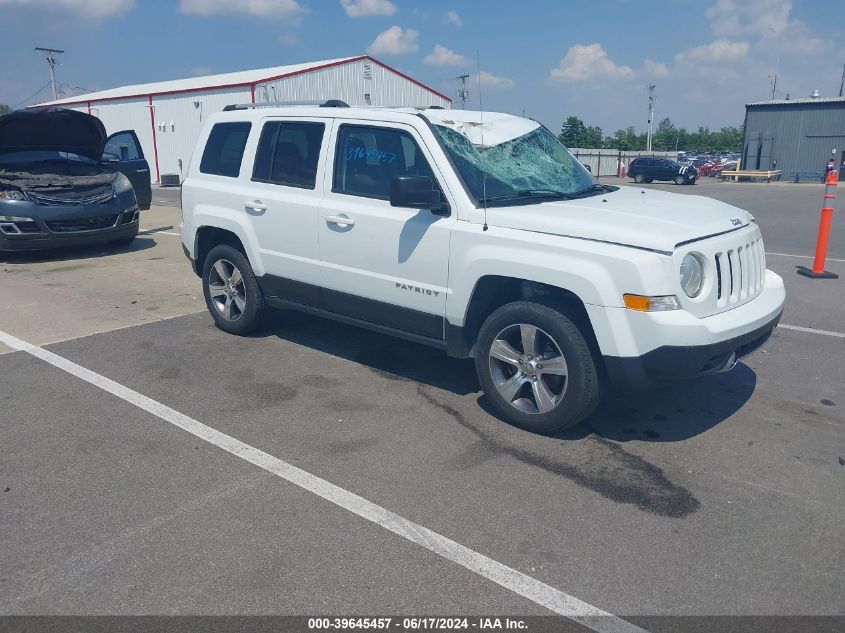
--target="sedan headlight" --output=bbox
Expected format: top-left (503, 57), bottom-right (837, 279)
top-left (0, 189), bottom-right (27, 201)
top-left (113, 172), bottom-right (134, 194)
top-left (680, 253), bottom-right (705, 298)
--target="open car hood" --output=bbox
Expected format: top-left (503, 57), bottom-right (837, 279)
top-left (0, 108), bottom-right (107, 162)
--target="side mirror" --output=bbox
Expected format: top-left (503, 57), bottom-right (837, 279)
top-left (101, 153), bottom-right (120, 163)
top-left (390, 176), bottom-right (449, 216)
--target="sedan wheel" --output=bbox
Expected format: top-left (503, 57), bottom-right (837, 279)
top-left (488, 323), bottom-right (569, 415)
top-left (207, 258), bottom-right (247, 322)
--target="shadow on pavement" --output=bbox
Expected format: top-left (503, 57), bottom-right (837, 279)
top-left (0, 235), bottom-right (157, 264)
top-left (261, 310), bottom-right (756, 443)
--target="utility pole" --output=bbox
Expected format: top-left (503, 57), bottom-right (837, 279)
top-left (770, 57), bottom-right (780, 100)
top-left (839, 63), bottom-right (844, 97)
top-left (646, 84), bottom-right (656, 152)
top-left (456, 74), bottom-right (470, 110)
top-left (35, 47), bottom-right (64, 101)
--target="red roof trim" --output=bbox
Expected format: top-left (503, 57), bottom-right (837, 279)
top-left (33, 55), bottom-right (451, 107)
top-left (365, 56), bottom-right (452, 103)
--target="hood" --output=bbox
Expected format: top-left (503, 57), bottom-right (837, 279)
top-left (486, 186), bottom-right (754, 253)
top-left (0, 108), bottom-right (107, 162)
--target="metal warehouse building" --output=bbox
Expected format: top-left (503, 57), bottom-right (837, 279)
top-left (742, 95), bottom-right (845, 180)
top-left (33, 55), bottom-right (451, 184)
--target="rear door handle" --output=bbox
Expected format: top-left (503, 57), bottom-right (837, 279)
top-left (325, 214), bottom-right (354, 227)
top-left (245, 199), bottom-right (266, 211)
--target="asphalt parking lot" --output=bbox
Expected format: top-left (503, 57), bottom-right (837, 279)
top-left (1, 180), bottom-right (843, 630)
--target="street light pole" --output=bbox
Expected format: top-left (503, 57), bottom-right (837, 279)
top-left (646, 84), bottom-right (656, 152)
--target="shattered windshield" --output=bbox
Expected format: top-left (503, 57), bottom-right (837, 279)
top-left (431, 122), bottom-right (597, 206)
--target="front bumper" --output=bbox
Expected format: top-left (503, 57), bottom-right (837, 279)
top-left (598, 269), bottom-right (786, 389)
top-left (0, 190), bottom-right (139, 252)
top-left (603, 309), bottom-right (781, 389)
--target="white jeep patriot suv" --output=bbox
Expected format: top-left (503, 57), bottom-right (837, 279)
top-left (180, 102), bottom-right (785, 433)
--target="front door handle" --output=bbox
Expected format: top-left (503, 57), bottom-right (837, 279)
top-left (245, 199), bottom-right (266, 211)
top-left (325, 214), bottom-right (354, 227)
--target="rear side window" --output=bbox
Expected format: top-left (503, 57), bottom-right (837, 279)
top-left (252, 121), bottom-right (325, 189)
top-left (200, 122), bottom-right (251, 178)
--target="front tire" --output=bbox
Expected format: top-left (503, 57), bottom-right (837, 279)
top-left (202, 244), bottom-right (265, 335)
top-left (674, 175), bottom-right (686, 185)
top-left (475, 300), bottom-right (601, 433)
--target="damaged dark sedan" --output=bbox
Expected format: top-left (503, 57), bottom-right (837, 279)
top-left (0, 108), bottom-right (152, 253)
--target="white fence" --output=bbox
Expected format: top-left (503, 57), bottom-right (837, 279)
top-left (568, 149), bottom-right (677, 178)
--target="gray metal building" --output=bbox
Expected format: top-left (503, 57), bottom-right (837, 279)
top-left (742, 95), bottom-right (845, 179)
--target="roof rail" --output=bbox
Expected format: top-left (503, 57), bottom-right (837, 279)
top-left (222, 99), bottom-right (349, 111)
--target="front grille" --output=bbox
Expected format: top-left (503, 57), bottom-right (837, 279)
top-left (714, 237), bottom-right (765, 308)
top-left (26, 189), bottom-right (114, 206)
top-left (46, 215), bottom-right (119, 233)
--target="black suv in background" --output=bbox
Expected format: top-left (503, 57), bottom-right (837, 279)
top-left (628, 157), bottom-right (697, 185)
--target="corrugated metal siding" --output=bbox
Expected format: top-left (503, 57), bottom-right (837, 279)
top-left (743, 102), bottom-right (845, 177)
top-left (83, 60), bottom-right (448, 183)
top-left (150, 86), bottom-right (250, 180)
top-left (255, 59), bottom-right (450, 108)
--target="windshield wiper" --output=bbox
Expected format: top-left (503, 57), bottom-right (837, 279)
top-left (483, 189), bottom-right (576, 203)
top-left (571, 183), bottom-right (614, 197)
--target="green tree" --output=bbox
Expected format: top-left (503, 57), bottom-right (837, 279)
top-left (0, 104), bottom-right (11, 116)
top-left (559, 116), bottom-right (603, 148)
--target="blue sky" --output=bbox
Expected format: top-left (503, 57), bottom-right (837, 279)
top-left (1, 0), bottom-right (843, 135)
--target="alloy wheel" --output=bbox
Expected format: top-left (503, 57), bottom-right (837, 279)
top-left (488, 323), bottom-right (569, 414)
top-left (207, 258), bottom-right (246, 321)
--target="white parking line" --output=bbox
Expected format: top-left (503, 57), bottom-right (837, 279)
top-left (766, 252), bottom-right (845, 263)
top-left (778, 323), bottom-right (845, 339)
top-left (0, 327), bottom-right (646, 633)
top-left (139, 229), bottom-right (181, 237)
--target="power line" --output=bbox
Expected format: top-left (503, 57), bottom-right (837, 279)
top-left (12, 80), bottom-right (53, 108)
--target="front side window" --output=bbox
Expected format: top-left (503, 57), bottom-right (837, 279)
top-left (104, 132), bottom-right (142, 161)
top-left (252, 121), bottom-right (325, 189)
top-left (200, 122), bottom-right (251, 178)
top-left (333, 125), bottom-right (436, 199)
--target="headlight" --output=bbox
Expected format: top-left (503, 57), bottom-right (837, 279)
top-left (113, 172), bottom-right (134, 194)
top-left (680, 253), bottom-right (705, 298)
top-left (0, 190), bottom-right (27, 201)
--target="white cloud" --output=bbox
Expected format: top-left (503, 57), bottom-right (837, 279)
top-left (675, 39), bottom-right (750, 65)
top-left (0, 0), bottom-right (134, 17)
top-left (179, 0), bottom-right (307, 19)
top-left (706, 0), bottom-right (826, 54)
top-left (340, 0), bottom-right (396, 18)
top-left (444, 10), bottom-right (461, 26)
top-left (190, 67), bottom-right (212, 76)
top-left (644, 59), bottom-right (670, 77)
top-left (471, 70), bottom-right (515, 89)
top-left (549, 43), bottom-right (635, 82)
top-left (366, 25), bottom-right (418, 55)
top-left (423, 44), bottom-right (468, 66)
top-left (278, 33), bottom-right (298, 46)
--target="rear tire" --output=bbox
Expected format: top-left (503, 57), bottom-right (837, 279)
top-left (202, 244), bottom-right (266, 335)
top-left (633, 173), bottom-right (645, 183)
top-left (475, 300), bottom-right (601, 434)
